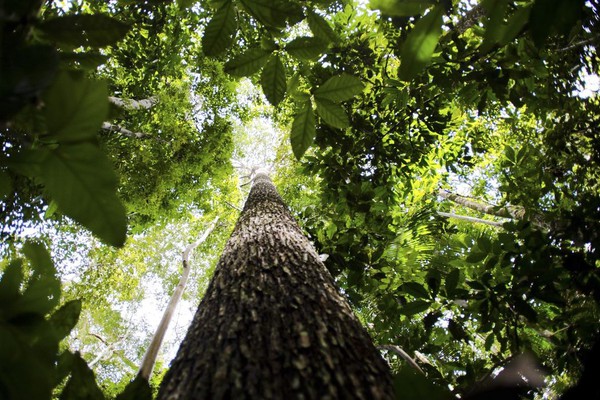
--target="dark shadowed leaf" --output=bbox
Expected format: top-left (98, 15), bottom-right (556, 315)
top-left (115, 375), bottom-right (152, 400)
top-left (49, 300), bottom-right (82, 341)
top-left (0, 170), bottom-right (12, 200)
top-left (314, 74), bottom-right (364, 103)
top-left (402, 282), bottom-right (430, 299)
top-left (315, 98), bottom-right (349, 129)
top-left (260, 54), bottom-right (286, 106)
top-left (399, 5), bottom-right (444, 81)
top-left (37, 14), bottom-right (130, 47)
top-left (370, 0), bottom-right (433, 16)
top-left (392, 367), bottom-right (453, 400)
top-left (285, 36), bottom-right (328, 61)
top-left (59, 353), bottom-right (104, 400)
top-left (224, 48), bottom-right (271, 76)
top-left (399, 300), bottom-right (431, 315)
top-left (307, 10), bottom-right (338, 43)
top-left (202, 1), bottom-right (237, 56)
top-left (290, 100), bottom-right (315, 160)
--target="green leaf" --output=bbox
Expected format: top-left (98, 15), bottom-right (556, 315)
top-left (59, 52), bottom-right (109, 70)
top-left (399, 5), bottom-right (444, 81)
top-left (39, 143), bottom-right (127, 247)
top-left (529, 0), bottom-right (585, 47)
top-left (260, 54), bottom-right (287, 106)
top-left (314, 74), bottom-right (364, 103)
top-left (0, 260), bottom-right (24, 304)
top-left (224, 48), bottom-right (271, 77)
top-left (290, 100), bottom-right (316, 160)
top-left (477, 236), bottom-right (492, 253)
top-left (399, 300), bottom-right (431, 316)
top-left (0, 170), bottom-right (12, 200)
top-left (466, 250), bottom-right (487, 263)
top-left (22, 241), bottom-right (55, 277)
top-left (402, 282), bottom-right (430, 299)
top-left (445, 268), bottom-right (460, 295)
top-left (307, 10), bottom-right (338, 43)
top-left (49, 300), bottom-right (82, 342)
top-left (285, 36), bottom-right (328, 61)
top-left (239, 0), bottom-right (301, 28)
top-left (202, 1), bottom-right (237, 56)
top-left (315, 98), bottom-right (349, 129)
top-left (500, 4), bottom-right (531, 45)
top-left (115, 375), bottom-right (152, 400)
top-left (59, 353), bottom-right (104, 400)
top-left (43, 71), bottom-right (108, 143)
top-left (370, 0), bottom-right (433, 16)
top-left (480, 0), bottom-right (509, 53)
top-left (37, 14), bottom-right (131, 47)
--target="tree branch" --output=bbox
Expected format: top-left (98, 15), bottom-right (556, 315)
top-left (378, 344), bottom-right (425, 375)
top-left (101, 122), bottom-right (150, 139)
top-left (137, 216), bottom-right (220, 380)
top-left (109, 96), bottom-right (158, 110)
top-left (437, 211), bottom-right (505, 227)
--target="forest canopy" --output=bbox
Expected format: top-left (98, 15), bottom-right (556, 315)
top-left (1, 0), bottom-right (599, 398)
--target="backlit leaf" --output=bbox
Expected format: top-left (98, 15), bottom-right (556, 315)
top-left (307, 10), bottom-right (338, 43)
top-left (49, 300), bottom-right (82, 342)
top-left (285, 37), bottom-right (328, 61)
top-left (399, 5), bottom-right (444, 81)
top-left (260, 54), bottom-right (286, 106)
top-left (202, 1), bottom-right (237, 56)
top-left (314, 74), bottom-right (364, 103)
top-left (43, 71), bottom-right (108, 143)
top-left (315, 98), bottom-right (349, 129)
top-left (290, 100), bottom-right (315, 160)
top-left (39, 143), bottom-right (127, 247)
top-left (224, 48), bottom-right (271, 76)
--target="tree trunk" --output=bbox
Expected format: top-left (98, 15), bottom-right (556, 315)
top-left (157, 171), bottom-right (394, 399)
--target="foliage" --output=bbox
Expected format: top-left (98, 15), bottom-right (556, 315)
top-left (1, 0), bottom-right (600, 398)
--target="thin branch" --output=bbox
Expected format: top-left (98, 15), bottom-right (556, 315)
top-left (101, 122), bottom-right (149, 139)
top-left (109, 96), bottom-right (158, 110)
top-left (224, 201), bottom-right (242, 212)
top-left (437, 211), bottom-right (505, 227)
top-left (137, 216), bottom-right (220, 380)
top-left (378, 345), bottom-right (425, 375)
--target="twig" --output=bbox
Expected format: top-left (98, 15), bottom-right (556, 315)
top-left (378, 344), bottom-right (425, 375)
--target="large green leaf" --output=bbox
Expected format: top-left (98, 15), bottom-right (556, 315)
top-left (43, 71), bottom-right (108, 143)
top-left (59, 353), bottom-right (104, 400)
top-left (285, 37), bottom-right (328, 61)
top-left (399, 300), bottom-right (431, 316)
top-left (37, 14), bottom-right (130, 47)
top-left (49, 300), bottom-right (82, 342)
top-left (307, 10), bottom-right (338, 43)
top-left (202, 1), bottom-right (237, 56)
top-left (0, 260), bottom-right (23, 304)
top-left (115, 375), bottom-right (152, 400)
top-left (370, 0), bottom-right (432, 16)
top-left (290, 100), bottom-right (315, 160)
top-left (224, 48), bottom-right (271, 77)
top-left (39, 143), bottom-right (127, 247)
top-left (529, 0), bottom-right (585, 47)
top-left (392, 367), bottom-right (453, 400)
top-left (315, 98), bottom-right (349, 129)
top-left (314, 74), bottom-right (364, 103)
top-left (260, 54), bottom-right (287, 106)
top-left (239, 0), bottom-right (296, 28)
top-left (399, 5), bottom-right (444, 81)
top-left (0, 170), bottom-right (12, 200)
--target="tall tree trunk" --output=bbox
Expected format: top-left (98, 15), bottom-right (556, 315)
top-left (158, 171), bottom-right (394, 399)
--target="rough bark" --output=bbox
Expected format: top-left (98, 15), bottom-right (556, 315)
top-left (138, 217), bottom-right (219, 380)
top-left (157, 172), bottom-right (394, 400)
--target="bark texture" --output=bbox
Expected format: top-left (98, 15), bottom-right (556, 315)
top-left (158, 172), bottom-right (394, 399)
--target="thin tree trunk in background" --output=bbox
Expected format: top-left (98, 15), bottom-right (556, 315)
top-left (158, 171), bottom-right (394, 399)
top-left (138, 217), bottom-right (219, 380)
top-left (437, 211), bottom-right (505, 227)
